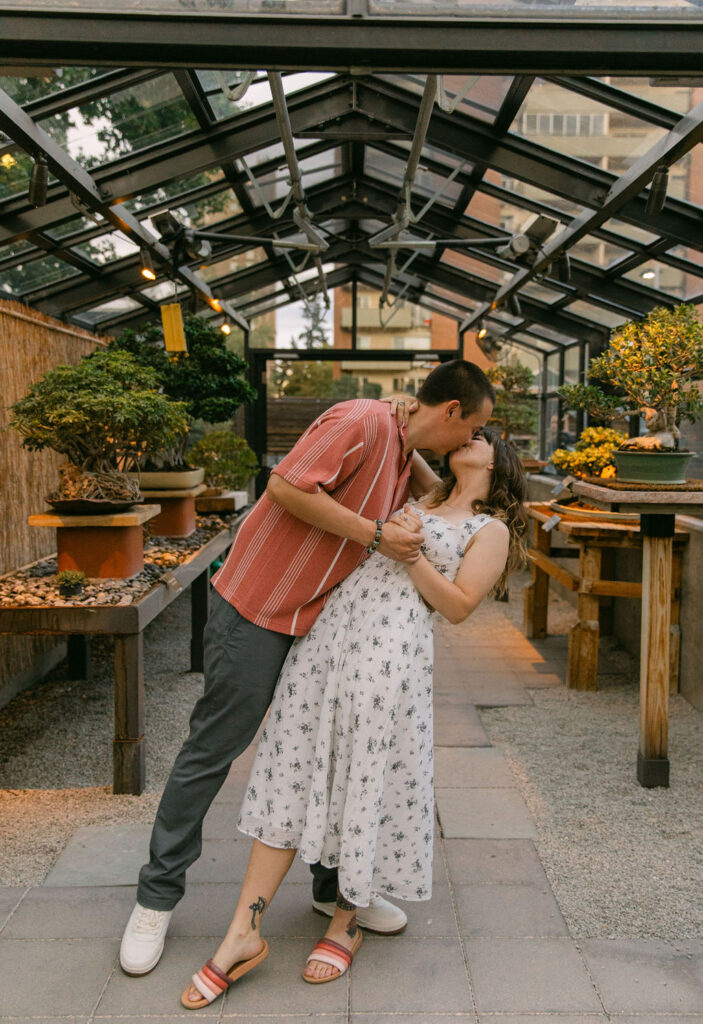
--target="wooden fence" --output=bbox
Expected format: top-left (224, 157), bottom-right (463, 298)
top-left (0, 300), bottom-right (105, 704)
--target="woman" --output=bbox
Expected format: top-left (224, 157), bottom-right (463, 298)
top-left (181, 428), bottom-right (527, 1006)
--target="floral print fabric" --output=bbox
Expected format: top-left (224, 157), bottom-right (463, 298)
top-left (238, 509), bottom-right (493, 906)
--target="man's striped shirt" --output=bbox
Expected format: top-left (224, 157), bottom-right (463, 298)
top-left (212, 400), bottom-right (412, 635)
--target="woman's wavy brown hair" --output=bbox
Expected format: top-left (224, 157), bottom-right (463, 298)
top-left (425, 427), bottom-right (529, 596)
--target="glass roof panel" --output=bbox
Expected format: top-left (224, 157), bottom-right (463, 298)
top-left (512, 78), bottom-right (668, 173)
top-left (667, 243), bottom-right (703, 271)
top-left (37, 73), bottom-right (197, 166)
top-left (369, 0), bottom-right (701, 13)
top-left (0, 0), bottom-right (345, 14)
top-left (566, 300), bottom-right (629, 328)
top-left (200, 248), bottom-right (268, 283)
top-left (520, 280), bottom-right (566, 305)
top-left (623, 259), bottom-right (702, 300)
top-left (601, 218), bottom-right (659, 245)
top-left (599, 77), bottom-right (694, 117)
top-left (45, 215), bottom-right (100, 240)
top-left (70, 230), bottom-right (140, 266)
top-left (568, 234), bottom-right (632, 268)
top-left (75, 296), bottom-right (144, 326)
top-left (0, 254), bottom-right (81, 296)
top-left (666, 150), bottom-right (703, 207)
top-left (0, 67), bottom-right (101, 104)
top-left (122, 170), bottom-right (227, 214)
top-left (490, 175), bottom-right (585, 221)
top-left (380, 74), bottom-right (512, 125)
top-left (443, 250), bottom-right (503, 284)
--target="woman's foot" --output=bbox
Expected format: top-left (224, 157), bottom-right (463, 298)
top-left (304, 918), bottom-right (361, 982)
top-left (182, 933), bottom-right (266, 1007)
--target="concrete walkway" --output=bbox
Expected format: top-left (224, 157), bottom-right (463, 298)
top-left (2, 612), bottom-right (703, 1022)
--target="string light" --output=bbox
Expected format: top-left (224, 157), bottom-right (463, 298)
top-left (140, 248), bottom-right (156, 281)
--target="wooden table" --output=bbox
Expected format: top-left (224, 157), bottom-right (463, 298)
top-left (0, 520), bottom-right (241, 795)
top-left (524, 502), bottom-right (688, 694)
top-left (572, 481), bottom-right (703, 788)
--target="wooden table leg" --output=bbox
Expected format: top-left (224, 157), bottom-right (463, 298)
top-left (524, 519), bottom-right (550, 639)
top-left (190, 569), bottom-right (211, 672)
top-left (669, 548), bottom-right (682, 694)
top-left (113, 633), bottom-right (145, 795)
top-left (67, 635), bottom-right (92, 680)
top-left (568, 543), bottom-right (601, 691)
top-left (637, 514), bottom-right (674, 788)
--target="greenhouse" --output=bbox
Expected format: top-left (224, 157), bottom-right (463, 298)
top-left (1, 1), bottom-right (703, 1018)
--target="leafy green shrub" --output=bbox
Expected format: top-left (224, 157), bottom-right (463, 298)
top-left (188, 431), bottom-right (258, 490)
top-left (55, 570), bottom-right (85, 587)
top-left (486, 363), bottom-right (538, 443)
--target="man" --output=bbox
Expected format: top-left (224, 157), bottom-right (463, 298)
top-left (120, 359), bottom-right (494, 975)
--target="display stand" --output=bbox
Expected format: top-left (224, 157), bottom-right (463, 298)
top-left (140, 484), bottom-right (207, 537)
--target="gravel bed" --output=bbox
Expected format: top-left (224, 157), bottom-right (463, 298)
top-left (0, 514), bottom-right (232, 607)
top-left (481, 574), bottom-right (703, 941)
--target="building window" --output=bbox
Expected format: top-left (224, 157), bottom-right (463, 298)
top-left (522, 112), bottom-right (606, 136)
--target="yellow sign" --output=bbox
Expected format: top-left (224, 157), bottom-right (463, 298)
top-left (161, 302), bottom-right (188, 353)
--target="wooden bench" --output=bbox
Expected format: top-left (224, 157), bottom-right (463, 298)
top-left (0, 521), bottom-right (240, 795)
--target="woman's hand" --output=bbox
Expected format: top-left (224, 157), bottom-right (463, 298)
top-left (381, 395), bottom-right (419, 429)
top-left (378, 506), bottom-right (424, 563)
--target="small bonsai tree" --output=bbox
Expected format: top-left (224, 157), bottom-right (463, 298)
top-left (559, 304), bottom-right (703, 451)
top-left (109, 315), bottom-right (257, 468)
top-left (551, 426), bottom-right (628, 479)
top-left (188, 431), bottom-right (258, 491)
top-left (486, 362), bottom-right (538, 444)
top-left (10, 350), bottom-right (189, 503)
top-left (55, 569), bottom-right (85, 596)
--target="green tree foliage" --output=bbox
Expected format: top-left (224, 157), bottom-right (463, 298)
top-left (559, 304), bottom-right (703, 449)
top-left (188, 431), bottom-right (258, 490)
top-left (109, 314), bottom-right (256, 424)
top-left (10, 350), bottom-right (189, 474)
top-left (486, 363), bottom-right (538, 442)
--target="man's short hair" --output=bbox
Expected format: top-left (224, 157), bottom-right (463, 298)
top-left (416, 359), bottom-right (495, 418)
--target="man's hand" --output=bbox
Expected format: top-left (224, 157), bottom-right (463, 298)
top-left (377, 506), bottom-right (424, 563)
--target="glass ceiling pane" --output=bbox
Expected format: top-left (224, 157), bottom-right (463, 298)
top-left (520, 280), bottom-right (565, 305)
top-left (200, 248), bottom-right (268, 283)
top-left (512, 79), bottom-right (667, 174)
top-left (0, 67), bottom-right (100, 104)
top-left (38, 73), bottom-right (197, 166)
top-left (76, 296), bottom-right (143, 326)
top-left (623, 259), bottom-right (701, 300)
top-left (0, 255), bottom-right (80, 296)
top-left (601, 218), bottom-right (659, 245)
top-left (0, 0), bottom-right (345, 13)
top-left (599, 77), bottom-right (694, 117)
top-left (122, 170), bottom-right (226, 214)
top-left (70, 230), bottom-right (140, 266)
top-left (491, 175), bottom-right (585, 221)
top-left (369, 0), bottom-right (701, 15)
top-left (666, 151), bottom-right (703, 207)
top-left (379, 74), bottom-right (512, 125)
top-left (566, 300), bottom-right (628, 328)
top-left (444, 250), bottom-right (503, 284)
top-left (568, 234), bottom-right (631, 268)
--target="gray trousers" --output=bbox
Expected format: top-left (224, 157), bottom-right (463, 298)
top-left (137, 590), bottom-right (338, 910)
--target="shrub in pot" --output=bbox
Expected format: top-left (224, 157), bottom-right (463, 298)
top-left (55, 569), bottom-right (85, 598)
top-left (188, 431), bottom-right (258, 496)
top-left (559, 303), bottom-right (703, 484)
top-left (486, 362), bottom-right (538, 444)
top-left (109, 315), bottom-right (256, 480)
top-left (10, 350), bottom-right (189, 508)
top-left (551, 426), bottom-right (628, 480)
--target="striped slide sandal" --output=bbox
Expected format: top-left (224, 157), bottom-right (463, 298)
top-left (302, 930), bottom-right (363, 984)
top-left (181, 941), bottom-right (269, 1009)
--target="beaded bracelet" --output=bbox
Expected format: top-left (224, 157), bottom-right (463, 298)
top-left (366, 518), bottom-right (384, 554)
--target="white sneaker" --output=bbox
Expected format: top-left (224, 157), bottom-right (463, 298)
top-left (120, 902), bottom-right (174, 976)
top-left (312, 892), bottom-right (407, 935)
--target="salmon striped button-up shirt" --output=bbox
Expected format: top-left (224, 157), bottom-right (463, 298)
top-left (212, 399), bottom-right (412, 636)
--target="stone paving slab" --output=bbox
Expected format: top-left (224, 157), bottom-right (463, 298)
top-left (2, 885), bottom-right (135, 938)
top-left (43, 824), bottom-right (150, 887)
top-left (434, 702), bottom-right (491, 746)
top-left (456, 883), bottom-right (568, 937)
top-left (436, 788), bottom-right (538, 840)
top-left (352, 1016), bottom-right (476, 1023)
top-left (444, 839), bottom-right (548, 885)
top-left (350, 936), bottom-right (472, 1013)
top-left (580, 939), bottom-right (703, 1013)
top-left (188, 837), bottom-right (313, 884)
top-left (478, 1017), bottom-right (607, 1024)
top-left (465, 937), bottom-right (603, 1013)
top-left (0, 886), bottom-right (24, 930)
top-left (0, 937), bottom-right (117, 1017)
top-left (435, 747), bottom-right (516, 788)
top-left (460, 678), bottom-right (534, 707)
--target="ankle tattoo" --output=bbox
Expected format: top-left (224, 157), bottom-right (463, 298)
top-left (345, 918), bottom-right (358, 939)
top-left (248, 896), bottom-right (267, 930)
top-left (335, 891), bottom-right (356, 913)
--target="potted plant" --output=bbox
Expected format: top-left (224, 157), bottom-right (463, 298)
top-left (486, 362), bottom-right (541, 469)
top-left (109, 315), bottom-right (256, 489)
top-left (551, 426), bottom-right (628, 480)
top-left (55, 569), bottom-right (85, 598)
top-left (10, 350), bottom-right (189, 509)
top-left (559, 304), bottom-right (703, 485)
top-left (188, 431), bottom-right (258, 502)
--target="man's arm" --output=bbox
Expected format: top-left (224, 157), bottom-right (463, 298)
top-left (266, 475), bottom-right (424, 563)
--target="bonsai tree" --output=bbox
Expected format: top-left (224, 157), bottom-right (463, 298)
top-left (559, 304), bottom-right (703, 451)
top-left (109, 314), bottom-right (257, 468)
top-left (188, 431), bottom-right (258, 491)
top-left (486, 362), bottom-right (538, 444)
top-left (10, 350), bottom-right (189, 503)
top-left (551, 426), bottom-right (628, 479)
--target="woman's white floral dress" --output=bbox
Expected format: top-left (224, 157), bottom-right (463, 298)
top-left (238, 508), bottom-right (494, 906)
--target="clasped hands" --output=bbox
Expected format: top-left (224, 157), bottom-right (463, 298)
top-left (378, 505), bottom-right (424, 564)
